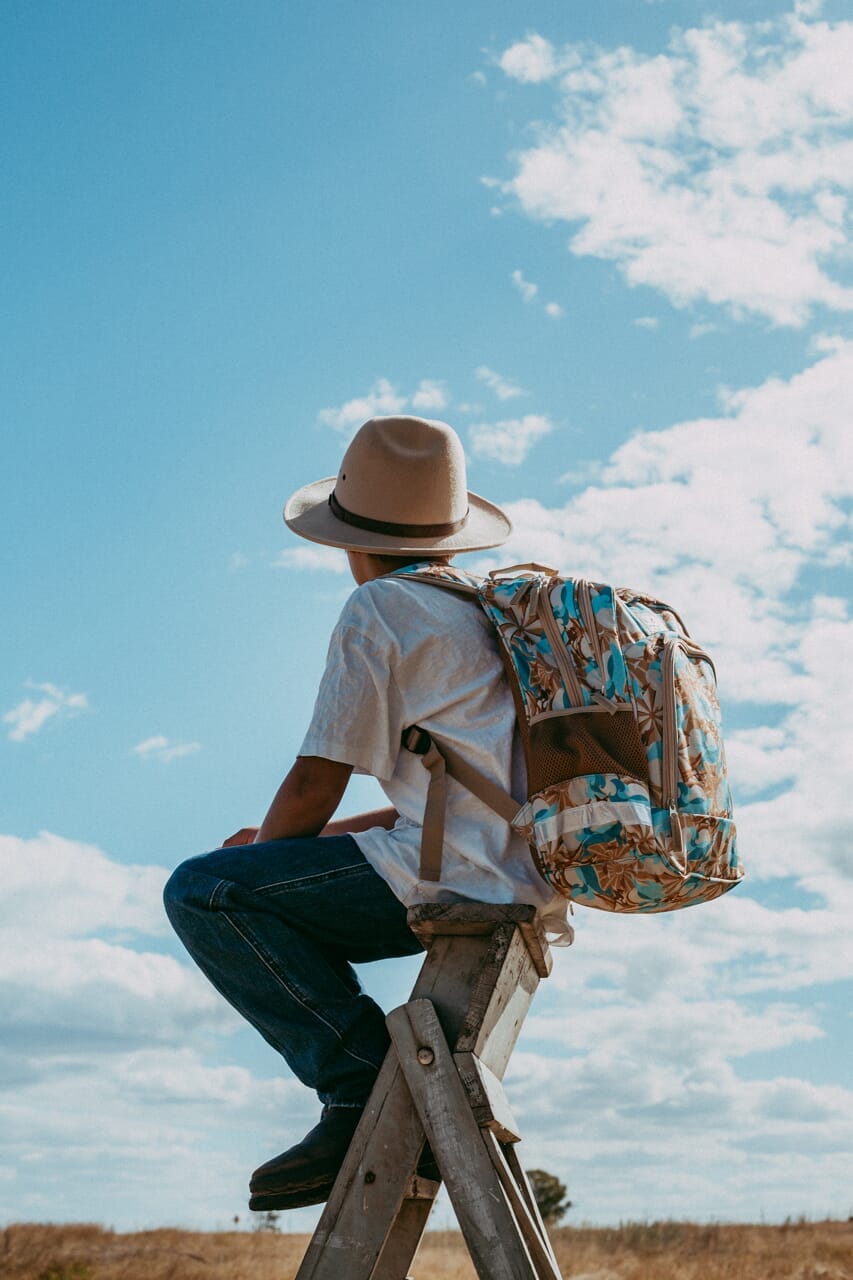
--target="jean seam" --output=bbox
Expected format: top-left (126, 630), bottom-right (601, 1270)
top-left (200, 871), bottom-right (418, 962)
top-left (255, 861), bottom-right (371, 897)
top-left (220, 910), bottom-right (385, 1074)
top-left (208, 877), bottom-right (232, 910)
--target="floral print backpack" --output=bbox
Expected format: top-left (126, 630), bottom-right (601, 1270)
top-left (397, 562), bottom-right (743, 914)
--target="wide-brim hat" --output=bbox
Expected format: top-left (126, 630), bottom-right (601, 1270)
top-left (284, 415), bottom-right (511, 554)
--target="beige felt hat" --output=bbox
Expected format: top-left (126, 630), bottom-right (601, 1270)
top-left (284, 416), bottom-right (511, 554)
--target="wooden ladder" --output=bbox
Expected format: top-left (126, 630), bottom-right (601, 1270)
top-left (294, 903), bottom-right (564, 1280)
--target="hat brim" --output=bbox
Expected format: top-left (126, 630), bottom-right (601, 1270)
top-left (284, 476), bottom-right (511, 554)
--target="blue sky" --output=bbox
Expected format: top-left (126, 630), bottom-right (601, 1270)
top-left (2, 0), bottom-right (851, 1234)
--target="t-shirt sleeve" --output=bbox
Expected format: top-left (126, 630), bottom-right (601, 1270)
top-left (298, 615), bottom-right (404, 783)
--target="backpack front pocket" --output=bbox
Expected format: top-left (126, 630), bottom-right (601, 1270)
top-left (514, 773), bottom-right (656, 875)
top-left (514, 772), bottom-right (741, 911)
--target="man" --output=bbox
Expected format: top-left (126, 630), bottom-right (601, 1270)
top-left (163, 415), bottom-right (568, 1211)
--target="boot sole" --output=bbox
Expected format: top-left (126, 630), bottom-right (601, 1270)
top-left (250, 1178), bottom-right (334, 1211)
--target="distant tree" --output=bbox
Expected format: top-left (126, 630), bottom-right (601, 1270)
top-left (253, 1209), bottom-right (281, 1233)
top-left (526, 1169), bottom-right (572, 1225)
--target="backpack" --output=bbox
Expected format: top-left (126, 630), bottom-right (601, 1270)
top-left (396, 562), bottom-right (743, 914)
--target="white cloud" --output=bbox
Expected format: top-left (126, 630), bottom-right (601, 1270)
top-left (634, 315), bottom-right (660, 329)
top-left (475, 365), bottom-right (526, 400)
top-left (4, 330), bottom-right (850, 1230)
top-left (551, 891), bottom-right (853, 1003)
top-left (485, 341), bottom-right (853, 910)
top-left (273, 545), bottom-right (348, 573)
top-left (1, 831), bottom-right (167, 939)
top-left (725, 725), bottom-right (802, 796)
top-left (316, 377), bottom-right (407, 433)
top-left (493, 875), bottom-right (852, 1224)
top-left (411, 378), bottom-right (449, 411)
top-left (498, 34), bottom-right (559, 84)
top-left (527, 994), bottom-right (824, 1064)
top-left (4, 699), bottom-right (57, 741)
top-left (732, 605), bottom-right (853, 892)
top-left (496, 12), bottom-right (853, 325)
top-left (558, 458), bottom-right (605, 488)
top-left (0, 831), bottom-right (316, 1229)
top-left (505, 1042), bottom-right (853, 1222)
top-left (511, 268), bottom-right (538, 303)
top-left (316, 377), bottom-right (451, 435)
top-left (470, 414), bottom-right (553, 465)
top-left (133, 736), bottom-right (201, 763)
top-left (3, 681), bottom-right (88, 742)
top-left (1, 815), bottom-right (849, 1227)
top-left (511, 270), bottom-right (564, 319)
top-left (0, 831), bottom-right (234, 1064)
top-left (0, 1041), bottom-right (311, 1229)
top-left (498, 339), bottom-right (853, 699)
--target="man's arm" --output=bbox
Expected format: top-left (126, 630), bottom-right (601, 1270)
top-left (221, 755), bottom-right (399, 847)
top-left (322, 806), bottom-right (398, 837)
top-left (255, 756), bottom-right (353, 843)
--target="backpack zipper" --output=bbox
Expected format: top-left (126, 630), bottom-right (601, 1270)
top-left (576, 579), bottom-right (609, 694)
top-left (680, 635), bottom-right (717, 679)
top-left (661, 638), bottom-right (680, 814)
top-left (534, 577), bottom-right (586, 706)
top-left (660, 635), bottom-right (715, 874)
top-left (661, 637), bottom-right (687, 873)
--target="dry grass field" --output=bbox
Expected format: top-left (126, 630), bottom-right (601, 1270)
top-left (2, 1220), bottom-right (851, 1280)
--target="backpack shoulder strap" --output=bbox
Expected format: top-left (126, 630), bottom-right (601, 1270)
top-left (402, 726), bottom-right (521, 882)
top-left (394, 562), bottom-right (525, 882)
top-left (390, 562), bottom-right (482, 596)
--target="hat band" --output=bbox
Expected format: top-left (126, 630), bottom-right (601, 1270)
top-left (328, 489), bottom-right (469, 538)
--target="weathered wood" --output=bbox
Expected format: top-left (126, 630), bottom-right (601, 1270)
top-left (294, 1053), bottom-right (425, 1280)
top-left (370, 1187), bottom-right (436, 1280)
top-left (409, 930), bottom-right (515, 1048)
top-left (455, 924), bottom-right (540, 1077)
top-left (388, 998), bottom-right (544, 1280)
top-left (296, 913), bottom-right (513, 1280)
top-left (295, 905), bottom-right (558, 1280)
top-left (453, 1050), bottom-right (521, 1142)
top-left (482, 1130), bottom-right (563, 1280)
top-left (502, 1142), bottom-right (562, 1274)
top-left (407, 902), bottom-right (538, 932)
top-left (407, 902), bottom-right (552, 978)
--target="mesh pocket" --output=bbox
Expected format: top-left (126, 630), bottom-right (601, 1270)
top-left (527, 709), bottom-right (648, 792)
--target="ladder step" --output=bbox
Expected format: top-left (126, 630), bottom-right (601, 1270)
top-left (454, 1050), bottom-right (521, 1143)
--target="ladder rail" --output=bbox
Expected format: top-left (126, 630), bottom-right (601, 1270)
top-left (292, 905), bottom-right (562, 1280)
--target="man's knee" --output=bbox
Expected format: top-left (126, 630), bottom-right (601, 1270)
top-left (163, 853), bottom-right (219, 924)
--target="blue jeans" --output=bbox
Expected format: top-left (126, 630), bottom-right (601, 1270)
top-left (163, 836), bottom-right (424, 1108)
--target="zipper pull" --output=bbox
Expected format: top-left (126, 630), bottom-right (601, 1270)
top-left (668, 806), bottom-right (688, 876)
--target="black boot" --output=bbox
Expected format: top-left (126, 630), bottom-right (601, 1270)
top-left (249, 1106), bottom-right (364, 1211)
top-left (249, 1105), bottom-right (440, 1211)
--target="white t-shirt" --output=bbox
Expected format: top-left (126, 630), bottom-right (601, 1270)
top-left (299, 573), bottom-right (571, 942)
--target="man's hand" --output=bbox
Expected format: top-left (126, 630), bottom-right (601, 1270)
top-left (222, 827), bottom-right (260, 847)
